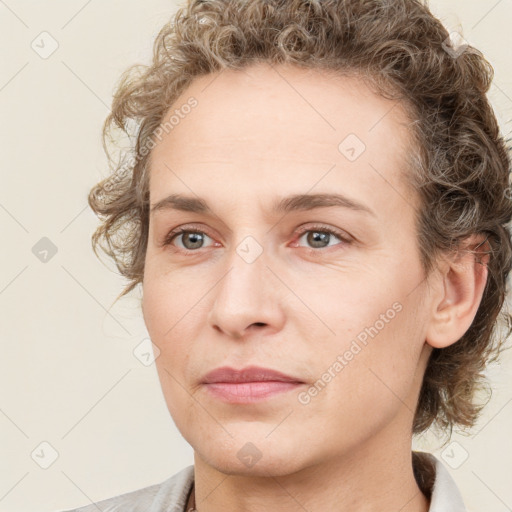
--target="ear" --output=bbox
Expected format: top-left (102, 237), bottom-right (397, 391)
top-left (425, 234), bottom-right (490, 349)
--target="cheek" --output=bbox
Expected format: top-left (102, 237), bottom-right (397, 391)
top-left (302, 268), bottom-right (427, 421)
top-left (142, 260), bottom-right (202, 341)
top-left (142, 274), bottom-right (191, 414)
top-left (143, 274), bottom-right (198, 430)
top-left (322, 297), bottom-right (425, 423)
top-left (142, 266), bottom-right (209, 392)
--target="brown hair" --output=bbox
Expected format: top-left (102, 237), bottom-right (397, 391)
top-left (89, 0), bottom-right (512, 434)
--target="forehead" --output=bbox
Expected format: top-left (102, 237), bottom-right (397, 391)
top-left (148, 63), bottom-right (417, 218)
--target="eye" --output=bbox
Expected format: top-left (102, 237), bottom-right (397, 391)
top-left (293, 225), bottom-right (351, 251)
top-left (163, 228), bottom-right (215, 251)
top-left (162, 224), bottom-right (352, 253)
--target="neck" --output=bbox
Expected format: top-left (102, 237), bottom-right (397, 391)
top-left (190, 431), bottom-right (429, 512)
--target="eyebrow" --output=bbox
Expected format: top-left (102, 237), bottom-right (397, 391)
top-left (150, 193), bottom-right (376, 217)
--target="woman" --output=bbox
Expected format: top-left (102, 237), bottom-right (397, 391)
top-left (61, 0), bottom-right (512, 510)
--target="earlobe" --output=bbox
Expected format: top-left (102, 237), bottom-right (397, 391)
top-left (425, 234), bottom-right (490, 349)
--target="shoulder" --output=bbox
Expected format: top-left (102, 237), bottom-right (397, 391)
top-left (57, 465), bottom-right (194, 512)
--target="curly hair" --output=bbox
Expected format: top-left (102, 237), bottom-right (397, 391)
top-left (89, 0), bottom-right (512, 435)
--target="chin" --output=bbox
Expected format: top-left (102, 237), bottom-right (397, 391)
top-left (192, 433), bottom-right (311, 478)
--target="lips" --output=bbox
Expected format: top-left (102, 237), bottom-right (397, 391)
top-left (201, 365), bottom-right (304, 384)
top-left (201, 365), bottom-right (305, 403)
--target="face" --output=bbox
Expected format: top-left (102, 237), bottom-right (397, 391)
top-left (142, 63), bottom-right (433, 477)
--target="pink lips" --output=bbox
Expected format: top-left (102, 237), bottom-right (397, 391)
top-left (201, 365), bottom-right (304, 403)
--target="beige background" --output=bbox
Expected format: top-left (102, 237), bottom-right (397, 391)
top-left (1, 1), bottom-right (511, 511)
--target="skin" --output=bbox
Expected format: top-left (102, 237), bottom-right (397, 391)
top-left (141, 63), bottom-right (488, 512)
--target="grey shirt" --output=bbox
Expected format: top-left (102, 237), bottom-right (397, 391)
top-left (59, 451), bottom-right (467, 512)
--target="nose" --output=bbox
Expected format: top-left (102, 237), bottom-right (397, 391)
top-left (207, 249), bottom-right (285, 340)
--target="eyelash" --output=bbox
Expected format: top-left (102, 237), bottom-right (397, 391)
top-left (162, 224), bottom-right (352, 255)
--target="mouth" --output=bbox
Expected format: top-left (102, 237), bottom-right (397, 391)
top-left (201, 365), bottom-right (305, 403)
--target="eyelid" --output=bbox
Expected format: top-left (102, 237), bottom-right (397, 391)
top-left (294, 223), bottom-right (353, 243)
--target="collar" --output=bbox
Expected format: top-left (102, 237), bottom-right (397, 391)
top-left (413, 451), bottom-right (467, 511)
top-left (149, 451), bottom-right (468, 512)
